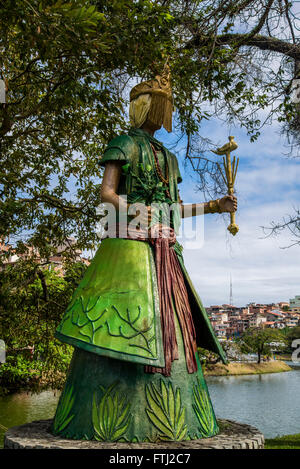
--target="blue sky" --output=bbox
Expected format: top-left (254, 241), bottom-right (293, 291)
top-left (154, 117), bottom-right (300, 307)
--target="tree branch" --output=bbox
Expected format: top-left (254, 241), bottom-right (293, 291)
top-left (0, 106), bottom-right (12, 137)
top-left (37, 269), bottom-right (48, 302)
top-left (245, 0), bottom-right (275, 40)
top-left (186, 33), bottom-right (300, 61)
top-left (17, 194), bottom-right (89, 213)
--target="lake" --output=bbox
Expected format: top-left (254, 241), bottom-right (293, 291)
top-left (1, 363), bottom-right (299, 447)
top-left (207, 361), bottom-right (300, 439)
top-left (0, 390), bottom-right (60, 448)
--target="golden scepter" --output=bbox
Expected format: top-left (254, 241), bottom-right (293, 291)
top-left (212, 136), bottom-right (239, 236)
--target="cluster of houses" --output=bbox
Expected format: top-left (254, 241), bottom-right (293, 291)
top-left (206, 300), bottom-right (300, 339)
top-left (0, 237), bottom-right (90, 274)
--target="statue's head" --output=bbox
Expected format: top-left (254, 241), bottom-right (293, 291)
top-left (129, 65), bottom-right (173, 132)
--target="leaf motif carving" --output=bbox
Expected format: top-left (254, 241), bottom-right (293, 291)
top-left (145, 380), bottom-right (187, 441)
top-left (192, 377), bottom-right (218, 437)
top-left (92, 382), bottom-right (131, 442)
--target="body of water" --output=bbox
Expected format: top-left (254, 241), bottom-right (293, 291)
top-left (207, 362), bottom-right (300, 438)
top-left (1, 363), bottom-right (299, 446)
top-left (0, 390), bottom-right (60, 448)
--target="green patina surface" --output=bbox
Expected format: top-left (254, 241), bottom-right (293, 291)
top-left (56, 238), bottom-right (164, 367)
top-left (53, 128), bottom-right (226, 442)
top-left (53, 316), bottom-right (218, 442)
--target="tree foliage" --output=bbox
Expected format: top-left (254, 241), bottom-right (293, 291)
top-left (0, 259), bottom-right (86, 393)
top-left (237, 326), bottom-right (286, 363)
top-left (285, 326), bottom-right (300, 352)
top-left (0, 0), bottom-right (174, 254)
top-left (1, 0), bottom-right (300, 251)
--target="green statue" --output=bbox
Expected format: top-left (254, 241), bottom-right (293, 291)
top-left (52, 66), bottom-right (237, 443)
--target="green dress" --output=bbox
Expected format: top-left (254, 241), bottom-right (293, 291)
top-left (52, 128), bottom-right (227, 442)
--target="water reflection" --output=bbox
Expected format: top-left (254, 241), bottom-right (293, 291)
top-left (207, 367), bottom-right (300, 438)
top-left (0, 391), bottom-right (60, 448)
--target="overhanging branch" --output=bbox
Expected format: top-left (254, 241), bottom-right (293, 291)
top-left (186, 33), bottom-right (300, 61)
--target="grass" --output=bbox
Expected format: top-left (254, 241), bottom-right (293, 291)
top-left (204, 360), bottom-right (292, 376)
top-left (265, 433), bottom-right (300, 449)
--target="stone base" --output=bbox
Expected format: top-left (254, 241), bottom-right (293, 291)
top-left (4, 419), bottom-right (264, 449)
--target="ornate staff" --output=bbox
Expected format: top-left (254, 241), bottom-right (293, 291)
top-left (212, 136), bottom-right (239, 236)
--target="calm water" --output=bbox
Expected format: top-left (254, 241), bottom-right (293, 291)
top-left (0, 390), bottom-right (60, 448)
top-left (1, 364), bottom-right (300, 446)
top-left (207, 362), bottom-right (300, 439)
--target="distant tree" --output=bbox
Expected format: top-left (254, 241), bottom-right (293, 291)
top-left (198, 347), bottom-right (221, 365)
top-left (286, 326), bottom-right (300, 352)
top-left (237, 327), bottom-right (286, 363)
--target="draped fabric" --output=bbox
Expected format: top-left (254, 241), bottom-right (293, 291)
top-left (112, 223), bottom-right (198, 377)
top-left (129, 94), bottom-right (152, 128)
top-left (145, 226), bottom-right (198, 376)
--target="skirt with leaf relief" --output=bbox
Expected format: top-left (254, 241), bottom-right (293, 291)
top-left (52, 238), bottom-right (219, 442)
top-left (52, 314), bottom-right (219, 442)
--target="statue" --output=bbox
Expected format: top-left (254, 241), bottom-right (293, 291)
top-left (52, 66), bottom-right (237, 442)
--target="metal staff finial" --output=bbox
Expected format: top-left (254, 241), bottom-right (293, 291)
top-left (212, 136), bottom-right (239, 236)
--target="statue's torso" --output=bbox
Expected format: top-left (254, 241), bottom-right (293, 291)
top-left (55, 129), bottom-right (227, 366)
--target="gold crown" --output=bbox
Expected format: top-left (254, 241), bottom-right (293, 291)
top-left (130, 65), bottom-right (172, 102)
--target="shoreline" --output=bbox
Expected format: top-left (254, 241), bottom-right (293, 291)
top-left (204, 360), bottom-right (292, 376)
top-left (265, 433), bottom-right (300, 449)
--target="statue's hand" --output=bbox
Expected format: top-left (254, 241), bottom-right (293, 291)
top-left (219, 195), bottom-right (237, 213)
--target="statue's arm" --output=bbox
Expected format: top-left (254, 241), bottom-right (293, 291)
top-left (100, 161), bottom-right (127, 211)
top-left (100, 163), bottom-right (237, 221)
top-left (100, 161), bottom-right (152, 225)
top-left (180, 194), bottom-right (237, 219)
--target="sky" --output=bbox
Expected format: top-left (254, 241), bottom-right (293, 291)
top-left (154, 117), bottom-right (300, 308)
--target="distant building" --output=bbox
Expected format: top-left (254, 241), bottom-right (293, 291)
top-left (0, 237), bottom-right (90, 274)
top-left (249, 314), bottom-right (267, 328)
top-left (285, 318), bottom-right (299, 327)
top-left (266, 310), bottom-right (284, 322)
top-left (206, 298), bottom-right (300, 337)
top-left (278, 302), bottom-right (290, 309)
top-left (248, 303), bottom-right (268, 316)
top-left (290, 295), bottom-right (300, 314)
